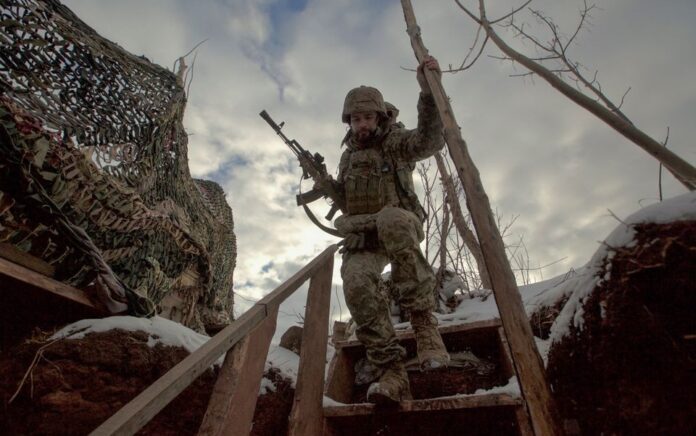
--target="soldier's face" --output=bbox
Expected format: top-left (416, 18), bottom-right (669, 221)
top-left (350, 111), bottom-right (378, 142)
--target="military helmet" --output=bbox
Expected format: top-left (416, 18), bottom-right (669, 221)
top-left (384, 101), bottom-right (399, 120)
top-left (342, 86), bottom-right (387, 123)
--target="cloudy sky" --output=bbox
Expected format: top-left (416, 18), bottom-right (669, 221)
top-left (61, 0), bottom-right (696, 338)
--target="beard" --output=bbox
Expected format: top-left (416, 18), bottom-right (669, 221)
top-left (354, 127), bottom-right (380, 146)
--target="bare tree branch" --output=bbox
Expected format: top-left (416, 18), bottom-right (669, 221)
top-left (455, 0), bottom-right (696, 189)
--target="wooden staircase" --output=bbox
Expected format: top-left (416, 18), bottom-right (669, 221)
top-left (2, 241), bottom-right (559, 435)
top-left (323, 319), bottom-right (533, 436)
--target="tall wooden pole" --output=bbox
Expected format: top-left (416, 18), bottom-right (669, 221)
top-left (400, 1), bottom-right (563, 434)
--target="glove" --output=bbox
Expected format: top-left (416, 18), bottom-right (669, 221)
top-left (338, 232), bottom-right (365, 254)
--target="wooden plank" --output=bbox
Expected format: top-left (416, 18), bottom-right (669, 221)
top-left (288, 255), bottom-right (334, 436)
top-left (1, 274), bottom-right (103, 351)
top-left (89, 244), bottom-right (337, 436)
top-left (400, 2), bottom-right (564, 434)
top-left (497, 327), bottom-right (516, 380)
top-left (323, 348), bottom-right (355, 404)
top-left (198, 307), bottom-right (278, 436)
top-left (0, 243), bottom-right (55, 277)
top-left (198, 337), bottom-right (250, 435)
top-left (516, 405), bottom-right (535, 436)
top-left (334, 318), bottom-right (502, 349)
top-left (323, 393), bottom-right (522, 417)
top-left (0, 256), bottom-right (97, 310)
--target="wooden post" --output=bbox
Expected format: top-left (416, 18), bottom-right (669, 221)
top-left (198, 307), bottom-right (279, 436)
top-left (399, 1), bottom-right (563, 434)
top-left (288, 254), bottom-right (334, 436)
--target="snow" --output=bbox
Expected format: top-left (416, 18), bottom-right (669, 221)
top-left (549, 191), bottom-right (696, 343)
top-left (258, 377), bottom-right (276, 395)
top-left (51, 315), bottom-right (216, 356)
top-left (323, 396), bottom-right (349, 407)
top-left (50, 316), bottom-right (304, 394)
top-left (473, 375), bottom-right (520, 397)
top-left (265, 345), bottom-right (300, 387)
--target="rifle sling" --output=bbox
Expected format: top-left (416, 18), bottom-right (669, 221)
top-left (301, 203), bottom-right (342, 238)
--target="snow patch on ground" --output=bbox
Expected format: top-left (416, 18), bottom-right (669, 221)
top-left (51, 315), bottom-right (215, 355)
top-left (259, 377), bottom-right (277, 395)
top-left (549, 191), bottom-right (696, 343)
top-left (50, 316), bottom-right (305, 385)
top-left (474, 375), bottom-right (520, 397)
top-left (265, 345), bottom-right (300, 387)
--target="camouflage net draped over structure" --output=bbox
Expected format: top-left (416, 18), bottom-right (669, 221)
top-left (0, 0), bottom-right (236, 330)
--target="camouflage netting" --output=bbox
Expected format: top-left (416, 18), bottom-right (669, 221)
top-left (0, 0), bottom-right (236, 331)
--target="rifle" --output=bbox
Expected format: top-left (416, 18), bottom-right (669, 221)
top-left (260, 110), bottom-right (345, 233)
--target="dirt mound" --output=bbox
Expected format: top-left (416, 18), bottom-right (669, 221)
top-left (251, 368), bottom-right (295, 436)
top-left (547, 220), bottom-right (696, 435)
top-left (0, 329), bottom-right (295, 435)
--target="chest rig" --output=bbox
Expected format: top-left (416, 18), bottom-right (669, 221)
top-left (343, 142), bottom-right (425, 222)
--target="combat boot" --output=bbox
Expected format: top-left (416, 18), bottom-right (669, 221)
top-left (410, 310), bottom-right (450, 370)
top-left (366, 361), bottom-right (412, 405)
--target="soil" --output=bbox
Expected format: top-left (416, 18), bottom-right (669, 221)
top-left (250, 368), bottom-right (294, 436)
top-left (0, 329), bottom-right (296, 435)
top-left (547, 220), bottom-right (696, 435)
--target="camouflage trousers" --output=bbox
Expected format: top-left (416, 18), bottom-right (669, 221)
top-left (341, 206), bottom-right (435, 367)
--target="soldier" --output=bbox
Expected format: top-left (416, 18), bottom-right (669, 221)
top-left (334, 56), bottom-right (450, 404)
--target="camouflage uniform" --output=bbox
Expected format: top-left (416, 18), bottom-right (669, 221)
top-left (337, 92), bottom-right (444, 367)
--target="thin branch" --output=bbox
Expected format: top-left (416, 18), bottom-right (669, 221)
top-left (490, 0), bottom-right (533, 25)
top-left (454, 0), bottom-right (482, 24)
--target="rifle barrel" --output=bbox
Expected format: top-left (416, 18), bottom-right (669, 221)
top-left (259, 110), bottom-right (280, 131)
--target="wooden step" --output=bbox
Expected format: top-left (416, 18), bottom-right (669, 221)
top-left (334, 318), bottom-right (503, 350)
top-left (323, 394), bottom-right (529, 436)
top-left (323, 319), bottom-right (533, 435)
top-left (326, 319), bottom-right (513, 403)
top-left (324, 392), bottom-right (522, 416)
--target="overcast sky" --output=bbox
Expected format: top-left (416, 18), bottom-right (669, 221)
top-left (61, 0), bottom-right (696, 339)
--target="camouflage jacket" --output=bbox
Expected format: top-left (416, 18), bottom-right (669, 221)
top-left (337, 93), bottom-right (443, 221)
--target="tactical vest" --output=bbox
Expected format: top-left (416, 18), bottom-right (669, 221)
top-left (343, 145), bottom-right (426, 222)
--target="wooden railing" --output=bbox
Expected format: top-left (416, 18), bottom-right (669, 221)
top-left (89, 244), bottom-right (337, 436)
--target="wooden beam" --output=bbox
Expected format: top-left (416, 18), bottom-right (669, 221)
top-left (323, 348), bottom-right (355, 404)
top-left (89, 244), bottom-right (337, 436)
top-left (288, 254), bottom-right (334, 436)
top-left (516, 405), bottom-right (536, 436)
top-left (0, 243), bottom-right (55, 277)
top-left (400, 1), bottom-right (563, 434)
top-left (0, 256), bottom-right (97, 310)
top-left (198, 307), bottom-right (279, 436)
top-left (497, 327), bottom-right (516, 380)
top-left (334, 318), bottom-right (502, 349)
top-left (323, 393), bottom-right (522, 417)
top-left (197, 336), bottom-right (250, 435)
